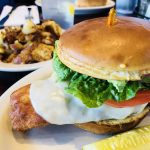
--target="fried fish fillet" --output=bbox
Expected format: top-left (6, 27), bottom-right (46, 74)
top-left (9, 85), bottom-right (149, 134)
top-left (9, 85), bottom-right (48, 131)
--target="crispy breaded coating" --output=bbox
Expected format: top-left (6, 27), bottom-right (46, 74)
top-left (9, 85), bottom-right (48, 131)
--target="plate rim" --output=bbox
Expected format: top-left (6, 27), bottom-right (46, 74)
top-left (75, 0), bottom-right (115, 11)
top-left (0, 60), bottom-right (51, 72)
top-left (0, 61), bottom-right (52, 101)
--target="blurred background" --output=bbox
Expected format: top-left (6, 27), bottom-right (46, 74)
top-left (0, 0), bottom-right (150, 21)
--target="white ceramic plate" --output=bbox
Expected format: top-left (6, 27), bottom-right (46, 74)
top-left (0, 60), bottom-right (51, 72)
top-left (0, 62), bottom-right (150, 150)
top-left (75, 0), bottom-right (115, 14)
top-left (35, 0), bottom-right (115, 15)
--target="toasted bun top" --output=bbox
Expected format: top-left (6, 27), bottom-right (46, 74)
top-left (58, 17), bottom-right (150, 80)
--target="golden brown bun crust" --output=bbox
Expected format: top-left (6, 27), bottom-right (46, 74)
top-left (76, 0), bottom-right (107, 7)
top-left (75, 106), bottom-right (150, 134)
top-left (58, 17), bottom-right (150, 80)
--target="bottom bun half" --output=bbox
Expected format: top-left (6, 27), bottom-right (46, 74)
top-left (75, 106), bottom-right (150, 134)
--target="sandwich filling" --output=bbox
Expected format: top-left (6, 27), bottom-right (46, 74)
top-left (53, 50), bottom-right (150, 108)
top-left (30, 70), bottom-right (147, 125)
top-left (29, 46), bottom-right (150, 124)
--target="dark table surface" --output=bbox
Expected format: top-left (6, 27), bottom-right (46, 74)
top-left (0, 71), bottom-right (32, 95)
top-left (0, 5), bottom-right (147, 96)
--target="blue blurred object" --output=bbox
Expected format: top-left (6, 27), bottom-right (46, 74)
top-left (116, 0), bottom-right (138, 14)
top-left (0, 0), bottom-right (14, 12)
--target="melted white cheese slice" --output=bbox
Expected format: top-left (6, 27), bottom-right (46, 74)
top-left (30, 73), bottom-right (147, 125)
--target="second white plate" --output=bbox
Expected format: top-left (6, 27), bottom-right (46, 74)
top-left (35, 0), bottom-right (115, 14)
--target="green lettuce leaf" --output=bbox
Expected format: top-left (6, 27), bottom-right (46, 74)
top-left (53, 42), bottom-right (74, 81)
top-left (66, 76), bottom-right (143, 108)
top-left (53, 43), bottom-right (150, 108)
top-left (142, 76), bottom-right (150, 84)
top-left (66, 75), bottom-right (114, 107)
top-left (108, 80), bottom-right (127, 92)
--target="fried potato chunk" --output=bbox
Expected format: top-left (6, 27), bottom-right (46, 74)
top-left (9, 85), bottom-right (48, 131)
top-left (32, 43), bottom-right (54, 61)
top-left (0, 20), bottom-right (62, 63)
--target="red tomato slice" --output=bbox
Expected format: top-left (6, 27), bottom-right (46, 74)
top-left (105, 90), bottom-right (150, 108)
